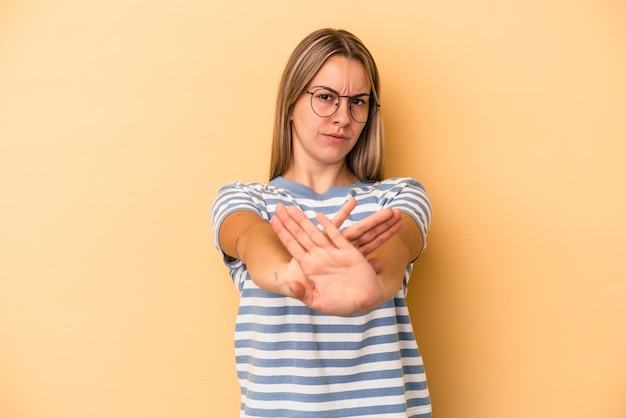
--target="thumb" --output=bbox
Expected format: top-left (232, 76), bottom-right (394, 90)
top-left (289, 280), bottom-right (307, 300)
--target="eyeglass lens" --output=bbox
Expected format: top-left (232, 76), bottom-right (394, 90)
top-left (309, 89), bottom-right (375, 123)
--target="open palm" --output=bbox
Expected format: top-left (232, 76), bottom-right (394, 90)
top-left (271, 202), bottom-right (387, 316)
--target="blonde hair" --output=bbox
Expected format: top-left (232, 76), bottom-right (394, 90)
top-left (269, 28), bottom-right (384, 182)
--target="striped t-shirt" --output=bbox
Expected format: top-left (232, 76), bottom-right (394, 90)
top-left (211, 176), bottom-right (433, 418)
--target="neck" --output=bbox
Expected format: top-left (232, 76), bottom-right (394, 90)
top-left (281, 164), bottom-right (357, 195)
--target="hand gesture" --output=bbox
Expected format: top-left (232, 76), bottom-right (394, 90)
top-left (270, 201), bottom-right (394, 315)
top-left (330, 198), bottom-right (403, 256)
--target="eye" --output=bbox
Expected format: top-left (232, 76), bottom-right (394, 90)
top-left (315, 91), bottom-right (337, 103)
top-left (350, 96), bottom-right (369, 107)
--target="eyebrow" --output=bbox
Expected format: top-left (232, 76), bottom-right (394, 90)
top-left (310, 85), bottom-right (371, 97)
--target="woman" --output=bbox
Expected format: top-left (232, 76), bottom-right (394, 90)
top-left (211, 28), bottom-right (432, 418)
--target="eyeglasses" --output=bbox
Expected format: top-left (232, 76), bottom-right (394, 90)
top-left (303, 87), bottom-right (380, 124)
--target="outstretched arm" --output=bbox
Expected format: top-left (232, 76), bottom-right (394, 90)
top-left (218, 210), bottom-right (296, 297)
top-left (270, 202), bottom-right (423, 316)
top-left (217, 199), bottom-right (403, 300)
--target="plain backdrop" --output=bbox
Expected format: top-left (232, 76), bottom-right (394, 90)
top-left (1, 1), bottom-right (625, 417)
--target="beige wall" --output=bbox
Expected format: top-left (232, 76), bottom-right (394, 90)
top-left (1, 1), bottom-right (625, 417)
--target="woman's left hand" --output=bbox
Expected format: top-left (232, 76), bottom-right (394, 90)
top-left (329, 198), bottom-right (403, 256)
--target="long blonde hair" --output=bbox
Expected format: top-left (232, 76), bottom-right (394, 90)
top-left (269, 28), bottom-right (384, 182)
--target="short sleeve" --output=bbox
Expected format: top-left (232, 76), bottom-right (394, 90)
top-left (381, 178), bottom-right (432, 257)
top-left (210, 182), bottom-right (265, 262)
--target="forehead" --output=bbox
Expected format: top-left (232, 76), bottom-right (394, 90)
top-left (308, 56), bottom-right (370, 92)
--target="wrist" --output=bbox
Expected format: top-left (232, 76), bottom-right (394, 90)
top-left (279, 259), bottom-right (307, 300)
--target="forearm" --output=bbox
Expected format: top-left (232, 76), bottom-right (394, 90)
top-left (219, 211), bottom-right (295, 296)
top-left (237, 221), bottom-right (294, 296)
top-left (366, 213), bottom-right (423, 305)
top-left (367, 235), bottom-right (412, 306)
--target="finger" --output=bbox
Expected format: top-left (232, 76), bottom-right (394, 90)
top-left (273, 204), bottom-right (318, 252)
top-left (289, 278), bottom-right (307, 300)
top-left (359, 209), bottom-right (402, 243)
top-left (345, 209), bottom-right (403, 255)
top-left (331, 197), bottom-right (357, 229)
top-left (270, 211), bottom-right (308, 260)
top-left (275, 203), bottom-right (331, 251)
top-left (315, 212), bottom-right (352, 250)
top-left (342, 207), bottom-right (395, 242)
top-left (357, 215), bottom-right (403, 255)
top-left (286, 205), bottom-right (333, 248)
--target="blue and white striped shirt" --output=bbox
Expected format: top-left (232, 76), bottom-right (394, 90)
top-left (211, 176), bottom-right (432, 418)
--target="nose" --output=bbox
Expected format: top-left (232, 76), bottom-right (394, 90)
top-left (332, 97), bottom-right (351, 125)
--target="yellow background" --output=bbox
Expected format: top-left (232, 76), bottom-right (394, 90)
top-left (1, 1), bottom-right (625, 417)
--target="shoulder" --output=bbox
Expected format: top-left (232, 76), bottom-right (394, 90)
top-left (211, 180), bottom-right (298, 222)
top-left (211, 181), bottom-right (268, 221)
top-left (376, 177), bottom-right (427, 193)
top-left (215, 181), bottom-right (266, 196)
top-left (372, 177), bottom-right (432, 235)
top-left (379, 176), bottom-right (430, 206)
top-left (212, 181), bottom-right (276, 206)
top-left (352, 177), bottom-right (428, 202)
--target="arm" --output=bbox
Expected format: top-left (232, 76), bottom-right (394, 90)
top-left (361, 211), bottom-right (423, 301)
top-left (218, 210), bottom-right (295, 297)
top-left (270, 204), bottom-right (423, 315)
top-left (217, 200), bottom-right (404, 300)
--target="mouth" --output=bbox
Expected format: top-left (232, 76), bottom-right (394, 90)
top-left (323, 133), bottom-right (349, 141)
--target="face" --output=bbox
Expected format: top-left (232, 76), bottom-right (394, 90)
top-left (289, 55), bottom-right (370, 172)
